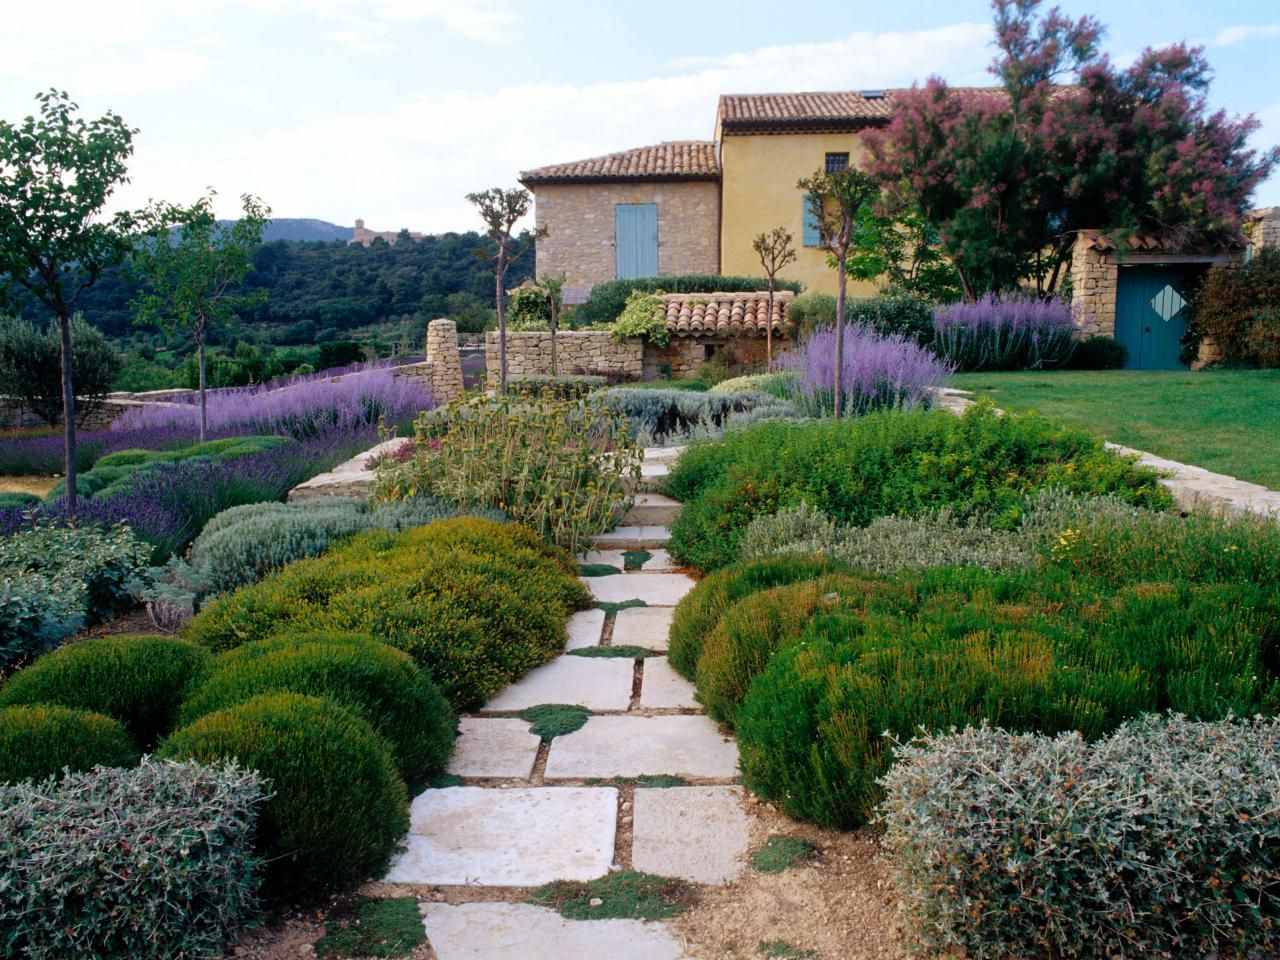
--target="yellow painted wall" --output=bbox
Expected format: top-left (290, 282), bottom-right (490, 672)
top-left (719, 131), bottom-right (881, 297)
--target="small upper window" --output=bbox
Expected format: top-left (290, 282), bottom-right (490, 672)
top-left (824, 152), bottom-right (849, 173)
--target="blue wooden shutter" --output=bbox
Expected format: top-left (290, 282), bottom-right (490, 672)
top-left (615, 203), bottom-right (658, 278)
top-left (802, 198), bottom-right (820, 247)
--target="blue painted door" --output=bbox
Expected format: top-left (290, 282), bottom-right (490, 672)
top-left (1115, 267), bottom-right (1190, 369)
top-left (615, 203), bottom-right (658, 279)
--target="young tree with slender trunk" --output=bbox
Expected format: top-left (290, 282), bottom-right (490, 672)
top-left (752, 227), bottom-right (797, 369)
top-left (797, 169), bottom-right (879, 417)
top-left (0, 90), bottom-right (137, 514)
top-left (535, 272), bottom-right (567, 376)
top-left (466, 188), bottom-right (535, 393)
top-left (131, 191), bottom-right (270, 441)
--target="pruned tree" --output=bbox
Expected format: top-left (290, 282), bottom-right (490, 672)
top-left (752, 227), bottom-right (797, 368)
top-left (535, 272), bottom-right (567, 376)
top-left (466, 187), bottom-right (536, 393)
top-left (797, 168), bottom-right (880, 417)
top-left (131, 191), bottom-right (270, 441)
top-left (0, 90), bottom-right (137, 513)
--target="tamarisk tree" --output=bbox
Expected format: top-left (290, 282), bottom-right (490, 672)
top-left (752, 227), bottom-right (797, 368)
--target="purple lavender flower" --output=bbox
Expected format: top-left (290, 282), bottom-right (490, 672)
top-left (932, 294), bottom-right (1076, 371)
top-left (781, 323), bottom-right (953, 417)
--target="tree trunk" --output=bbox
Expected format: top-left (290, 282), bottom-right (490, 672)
top-left (197, 333), bottom-right (208, 443)
top-left (495, 254), bottom-right (507, 394)
top-left (834, 260), bottom-right (847, 418)
top-left (58, 310), bottom-right (78, 515)
top-left (765, 281), bottom-right (775, 370)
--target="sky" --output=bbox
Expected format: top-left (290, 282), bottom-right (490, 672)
top-left (2, 0), bottom-right (1277, 234)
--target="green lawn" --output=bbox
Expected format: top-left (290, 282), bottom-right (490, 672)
top-left (949, 369), bottom-right (1280, 490)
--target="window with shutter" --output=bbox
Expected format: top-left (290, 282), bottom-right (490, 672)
top-left (824, 152), bottom-right (849, 173)
top-left (802, 198), bottom-right (820, 247)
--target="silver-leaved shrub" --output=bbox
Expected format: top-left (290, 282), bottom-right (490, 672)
top-left (0, 758), bottom-right (265, 959)
top-left (879, 714), bottom-right (1280, 959)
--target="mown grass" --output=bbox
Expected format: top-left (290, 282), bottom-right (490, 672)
top-left (950, 369), bottom-right (1280, 488)
top-left (314, 897), bottom-right (424, 958)
top-left (530, 870), bottom-right (695, 920)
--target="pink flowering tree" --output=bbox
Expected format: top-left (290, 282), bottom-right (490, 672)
top-left (863, 0), bottom-right (1279, 300)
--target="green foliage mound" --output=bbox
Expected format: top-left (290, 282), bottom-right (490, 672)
top-left (184, 517), bottom-right (590, 710)
top-left (0, 634), bottom-right (210, 749)
top-left (666, 404), bottom-right (1171, 571)
top-left (0, 705), bottom-right (139, 784)
top-left (159, 692), bottom-right (408, 900)
top-left (735, 566), bottom-right (1280, 828)
top-left (880, 716), bottom-right (1280, 959)
top-left (180, 634), bottom-right (454, 786)
top-left (668, 555), bottom-right (844, 679)
top-left (0, 759), bottom-right (264, 960)
top-left (1193, 248), bottom-right (1280, 367)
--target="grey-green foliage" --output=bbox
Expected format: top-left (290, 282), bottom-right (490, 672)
top-left (182, 497), bottom-right (503, 600)
top-left (0, 758), bottom-right (265, 959)
top-left (709, 372), bottom-right (799, 398)
top-left (879, 714), bottom-right (1280, 959)
top-left (595, 387), bottom-right (795, 445)
top-left (739, 502), bottom-right (1033, 572)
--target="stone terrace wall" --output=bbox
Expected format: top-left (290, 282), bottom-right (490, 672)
top-left (485, 331), bottom-right (643, 385)
top-left (0, 396), bottom-right (182, 431)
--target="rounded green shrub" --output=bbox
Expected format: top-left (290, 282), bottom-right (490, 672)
top-left (0, 635), bottom-right (211, 749)
top-left (179, 634), bottom-right (455, 786)
top-left (0, 705), bottom-right (139, 783)
top-left (184, 518), bottom-right (590, 710)
top-left (159, 692), bottom-right (408, 900)
top-left (668, 555), bottom-right (845, 679)
top-left (734, 567), bottom-right (1280, 829)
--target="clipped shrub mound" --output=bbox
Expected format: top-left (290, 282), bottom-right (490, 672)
top-left (666, 404), bottom-right (1171, 571)
top-left (595, 387), bottom-right (795, 444)
top-left (734, 566), bottom-right (1280, 828)
top-left (0, 634), bottom-right (210, 749)
top-left (0, 705), bottom-right (139, 784)
top-left (668, 555), bottom-right (844, 679)
top-left (0, 758), bottom-right (264, 960)
top-left (180, 634), bottom-right (455, 786)
top-left (880, 715), bottom-right (1280, 959)
top-left (184, 517), bottom-right (590, 710)
top-left (159, 692), bottom-right (408, 900)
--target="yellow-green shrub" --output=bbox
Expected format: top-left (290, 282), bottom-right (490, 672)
top-left (184, 518), bottom-right (590, 710)
top-left (0, 705), bottom-right (139, 784)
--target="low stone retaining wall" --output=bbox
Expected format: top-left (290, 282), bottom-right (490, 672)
top-left (485, 331), bottom-right (643, 385)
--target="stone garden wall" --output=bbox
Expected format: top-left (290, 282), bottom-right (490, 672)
top-left (395, 318), bottom-right (465, 403)
top-left (1069, 231), bottom-right (1117, 337)
top-left (485, 331), bottom-right (643, 385)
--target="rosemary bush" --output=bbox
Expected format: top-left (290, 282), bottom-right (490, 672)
top-left (880, 715), bottom-right (1280, 959)
top-left (374, 392), bottom-right (641, 554)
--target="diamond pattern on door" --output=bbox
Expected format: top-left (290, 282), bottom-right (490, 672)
top-left (1150, 284), bottom-right (1186, 322)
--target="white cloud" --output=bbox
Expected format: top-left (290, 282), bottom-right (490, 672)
top-left (110, 22), bottom-right (994, 231)
top-left (1212, 24), bottom-right (1280, 47)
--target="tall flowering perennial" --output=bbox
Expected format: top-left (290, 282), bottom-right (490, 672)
top-left (931, 294), bottom-right (1076, 371)
top-left (780, 323), bottom-right (952, 417)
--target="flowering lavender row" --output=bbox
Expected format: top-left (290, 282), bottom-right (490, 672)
top-left (780, 323), bottom-right (953, 417)
top-left (931, 294), bottom-right (1077, 371)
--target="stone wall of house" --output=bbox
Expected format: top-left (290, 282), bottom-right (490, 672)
top-left (641, 336), bottom-right (778, 379)
top-left (1247, 207), bottom-right (1280, 251)
top-left (1069, 231), bottom-right (1118, 336)
top-left (485, 331), bottom-right (643, 385)
top-left (531, 181), bottom-right (720, 290)
top-left (395, 318), bottom-right (465, 403)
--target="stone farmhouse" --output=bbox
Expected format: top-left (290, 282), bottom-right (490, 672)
top-left (520, 90), bottom-right (1280, 370)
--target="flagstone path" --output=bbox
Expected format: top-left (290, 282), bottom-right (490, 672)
top-left (380, 447), bottom-right (748, 958)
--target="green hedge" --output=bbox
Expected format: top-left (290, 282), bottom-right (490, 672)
top-left (575, 275), bottom-right (802, 326)
top-left (735, 565), bottom-right (1279, 828)
top-left (159, 692), bottom-right (408, 900)
top-left (666, 404), bottom-right (1172, 571)
top-left (179, 634), bottom-right (454, 787)
top-left (0, 634), bottom-right (210, 749)
top-left (184, 517), bottom-right (590, 710)
top-left (0, 705), bottom-right (139, 784)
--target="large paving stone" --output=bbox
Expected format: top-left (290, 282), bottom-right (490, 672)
top-left (640, 657), bottom-right (699, 709)
top-left (581, 549), bottom-right (677, 573)
top-left (612, 606), bottom-right (674, 651)
top-left (585, 573), bottom-right (695, 606)
top-left (567, 609), bottom-right (605, 650)
top-left (485, 656), bottom-right (633, 712)
top-left (385, 787), bottom-right (617, 885)
top-left (591, 526), bottom-right (671, 549)
top-left (422, 902), bottom-right (685, 959)
top-left (545, 715), bottom-right (738, 779)
top-left (624, 493), bottom-right (682, 526)
top-left (448, 718), bottom-right (541, 779)
top-left (632, 786), bottom-right (749, 884)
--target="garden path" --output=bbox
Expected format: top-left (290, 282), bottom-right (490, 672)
top-left (378, 446), bottom-right (747, 959)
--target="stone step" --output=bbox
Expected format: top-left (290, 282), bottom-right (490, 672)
top-left (625, 461), bottom-right (670, 494)
top-left (591, 525), bottom-right (670, 549)
top-left (422, 903), bottom-right (686, 960)
top-left (583, 572), bottom-right (696, 606)
top-left (642, 445), bottom-right (686, 464)
top-left (623, 493), bottom-right (681, 526)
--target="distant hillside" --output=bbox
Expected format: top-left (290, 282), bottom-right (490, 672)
top-left (216, 218), bottom-right (354, 243)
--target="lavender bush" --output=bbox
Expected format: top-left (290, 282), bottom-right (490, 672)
top-left (779, 323), bottom-right (952, 417)
top-left (932, 294), bottom-right (1077, 371)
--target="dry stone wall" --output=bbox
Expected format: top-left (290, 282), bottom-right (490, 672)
top-left (395, 318), bottom-right (465, 403)
top-left (485, 331), bottom-right (643, 385)
top-left (1069, 231), bottom-right (1118, 337)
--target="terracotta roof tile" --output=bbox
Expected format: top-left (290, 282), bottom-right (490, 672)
top-left (717, 87), bottom-right (1009, 132)
top-left (661, 291), bottom-right (795, 339)
top-left (520, 141), bottom-right (719, 185)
